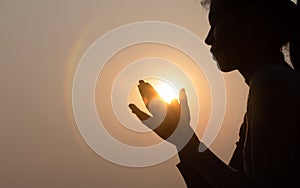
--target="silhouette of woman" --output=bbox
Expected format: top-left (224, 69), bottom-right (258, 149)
top-left (129, 0), bottom-right (300, 187)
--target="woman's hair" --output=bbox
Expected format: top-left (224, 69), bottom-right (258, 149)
top-left (290, 0), bottom-right (300, 70)
top-left (200, 0), bottom-right (300, 71)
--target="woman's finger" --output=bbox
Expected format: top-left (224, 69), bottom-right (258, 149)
top-left (128, 103), bottom-right (163, 130)
top-left (137, 80), bottom-right (160, 109)
top-left (179, 89), bottom-right (191, 123)
top-left (128, 104), bottom-right (150, 121)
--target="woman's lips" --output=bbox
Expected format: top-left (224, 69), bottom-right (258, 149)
top-left (212, 54), bottom-right (216, 61)
top-left (210, 48), bottom-right (217, 61)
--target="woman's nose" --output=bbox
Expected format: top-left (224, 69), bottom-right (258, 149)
top-left (205, 29), bottom-right (214, 45)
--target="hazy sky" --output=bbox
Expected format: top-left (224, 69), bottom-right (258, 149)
top-left (0, 1), bottom-right (250, 187)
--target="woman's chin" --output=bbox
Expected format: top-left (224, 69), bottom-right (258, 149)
top-left (218, 64), bottom-right (235, 72)
top-left (214, 59), bottom-right (236, 72)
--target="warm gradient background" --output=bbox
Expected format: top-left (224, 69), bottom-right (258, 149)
top-left (0, 0), bottom-right (250, 187)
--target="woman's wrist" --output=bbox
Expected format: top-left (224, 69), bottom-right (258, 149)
top-left (178, 133), bottom-right (202, 163)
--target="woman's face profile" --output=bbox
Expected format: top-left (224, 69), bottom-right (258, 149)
top-left (205, 2), bottom-right (255, 72)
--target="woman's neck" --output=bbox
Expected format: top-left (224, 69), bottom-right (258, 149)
top-left (237, 51), bottom-right (287, 85)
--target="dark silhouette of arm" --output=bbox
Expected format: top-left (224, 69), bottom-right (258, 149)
top-left (177, 135), bottom-right (245, 188)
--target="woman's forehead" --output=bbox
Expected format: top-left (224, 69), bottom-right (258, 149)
top-left (208, 2), bottom-right (231, 24)
top-left (208, 2), bottom-right (246, 24)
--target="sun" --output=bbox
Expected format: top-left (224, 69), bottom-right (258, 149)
top-left (144, 78), bottom-right (179, 104)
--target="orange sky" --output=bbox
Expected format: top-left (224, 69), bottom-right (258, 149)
top-left (0, 1), bottom-right (251, 187)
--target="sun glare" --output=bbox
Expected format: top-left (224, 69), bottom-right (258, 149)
top-left (145, 78), bottom-right (179, 104)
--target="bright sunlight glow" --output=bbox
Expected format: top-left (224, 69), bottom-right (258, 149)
top-left (144, 78), bottom-right (179, 104)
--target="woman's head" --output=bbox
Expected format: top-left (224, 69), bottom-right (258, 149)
top-left (202, 0), bottom-right (299, 72)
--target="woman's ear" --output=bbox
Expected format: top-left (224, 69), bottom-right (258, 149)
top-left (242, 5), bottom-right (269, 41)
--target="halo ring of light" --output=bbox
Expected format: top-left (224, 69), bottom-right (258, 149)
top-left (72, 21), bottom-right (226, 167)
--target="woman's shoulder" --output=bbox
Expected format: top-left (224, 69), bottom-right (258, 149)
top-left (248, 64), bottom-right (300, 115)
top-left (249, 64), bottom-right (300, 104)
top-left (250, 64), bottom-right (300, 90)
